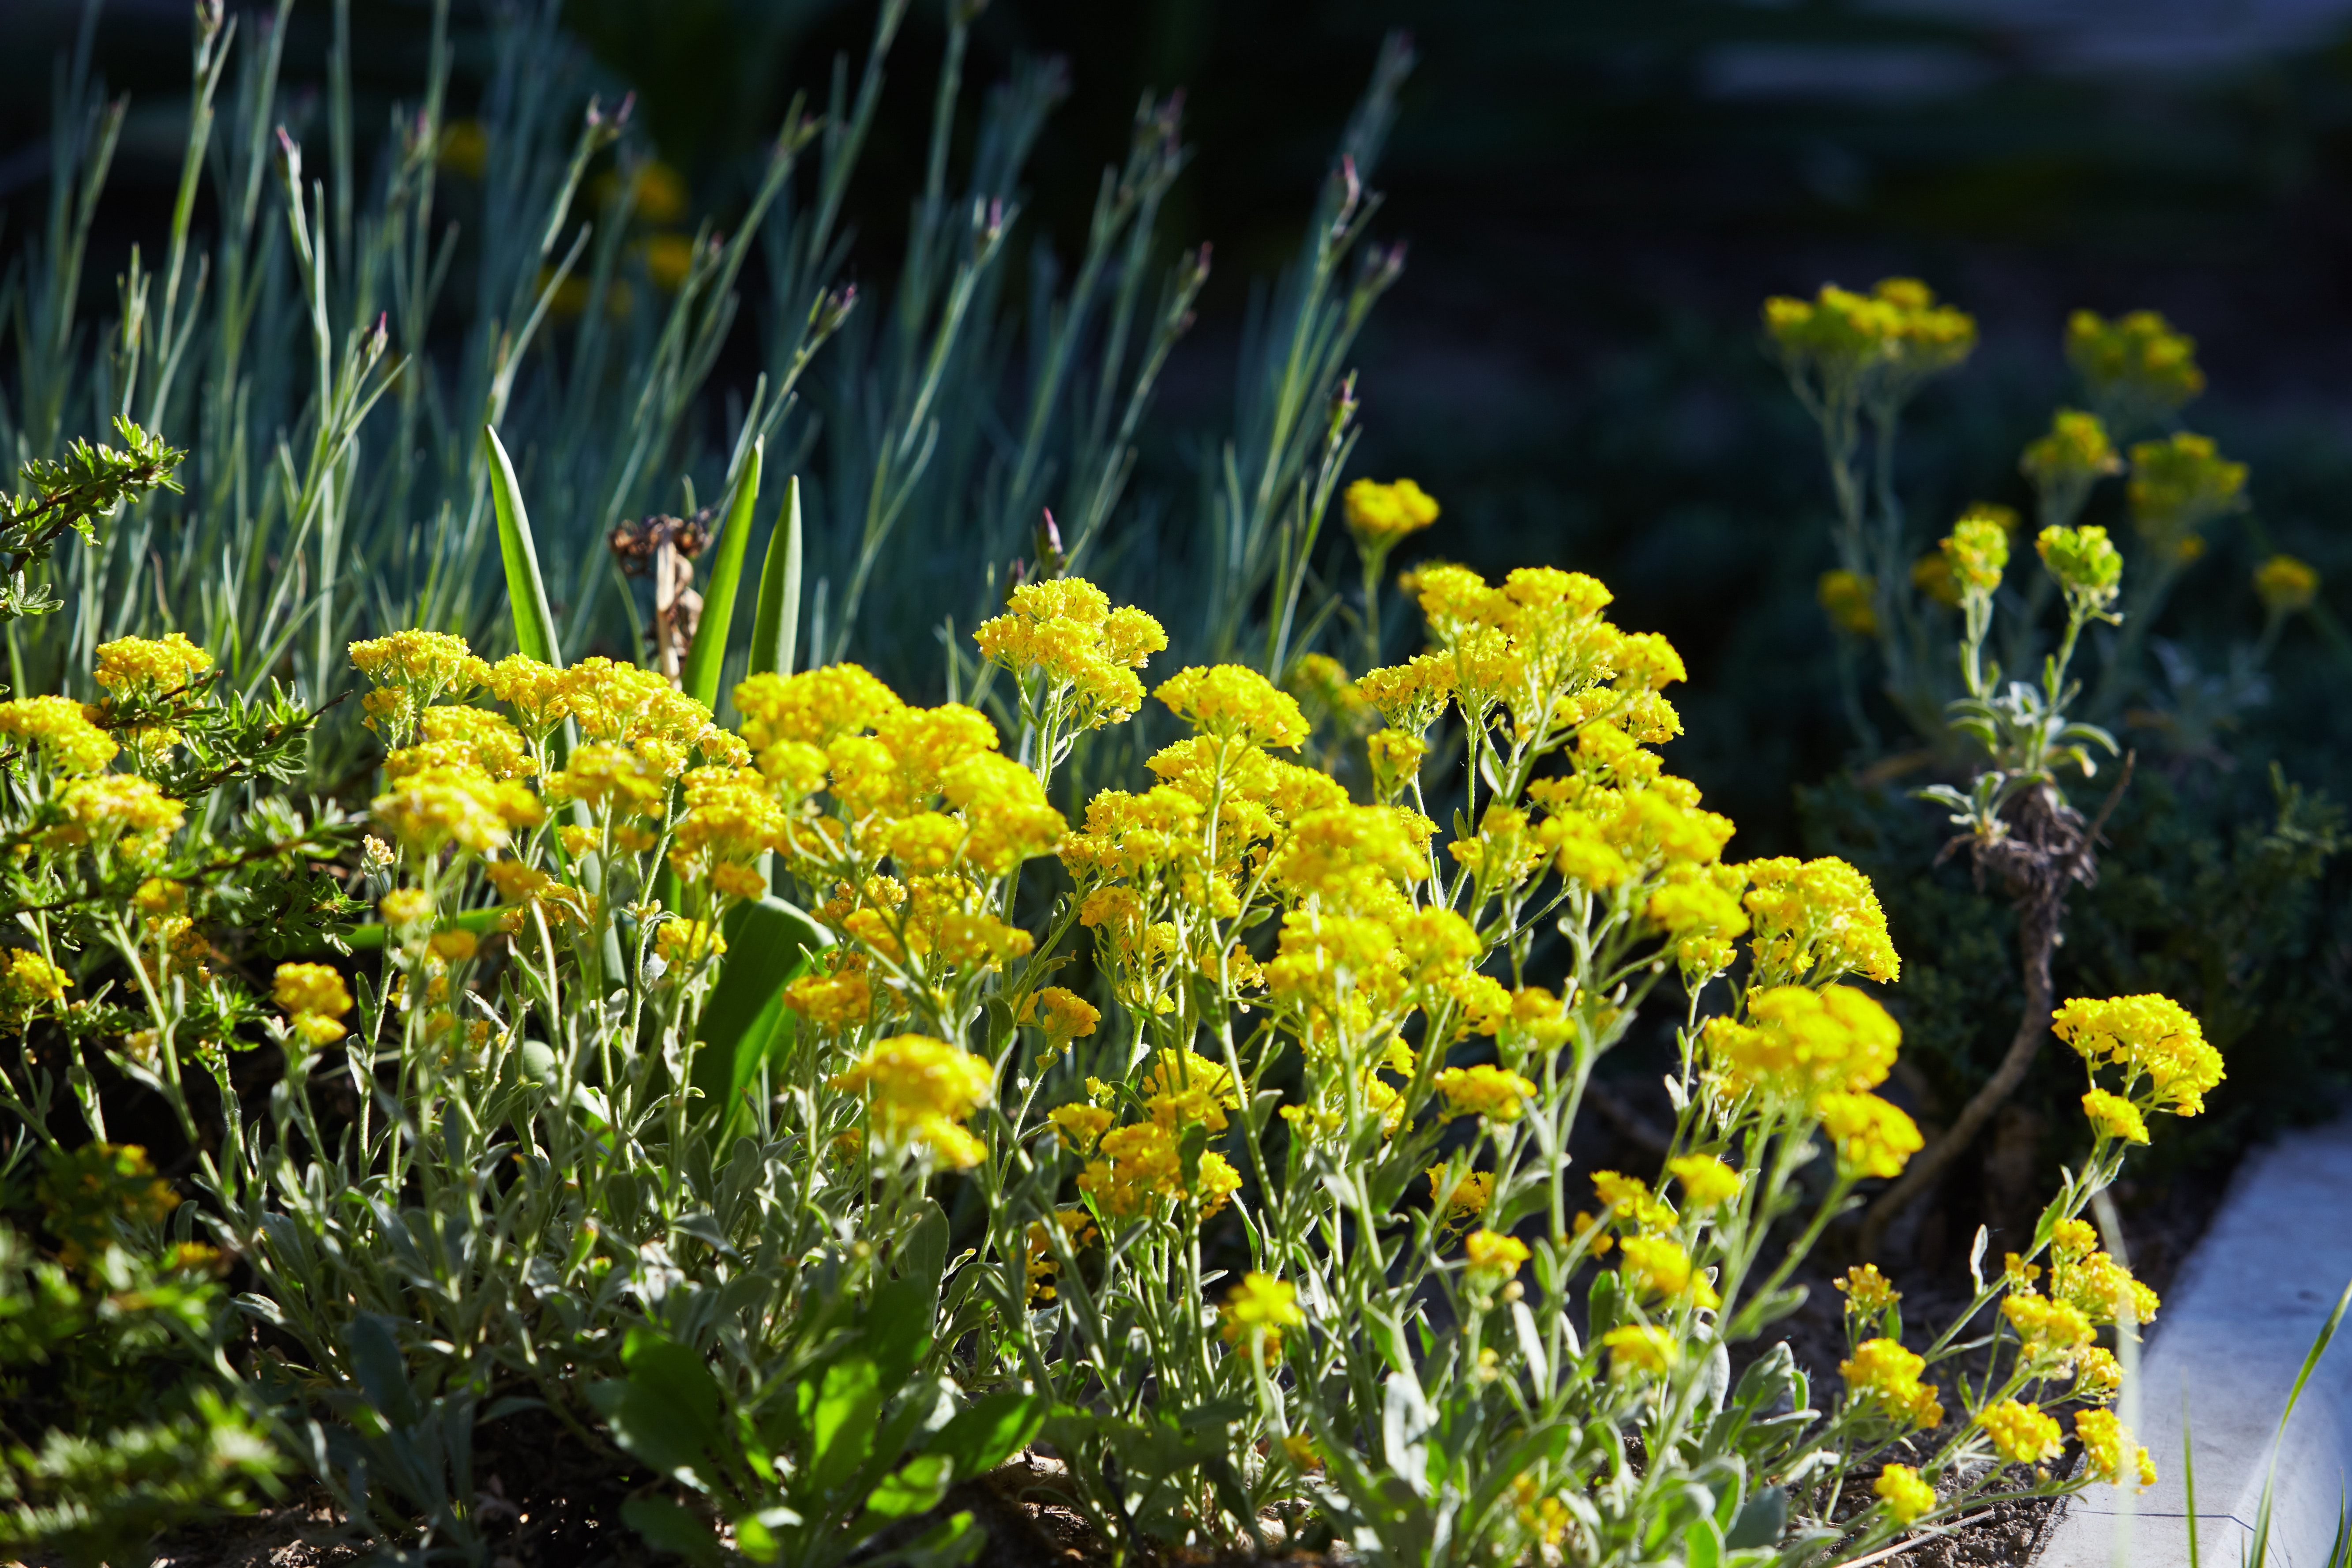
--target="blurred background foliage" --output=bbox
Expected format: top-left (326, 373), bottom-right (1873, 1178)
top-left (6, 0), bottom-right (2352, 1253)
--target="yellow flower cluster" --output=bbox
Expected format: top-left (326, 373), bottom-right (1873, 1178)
top-left (1619, 1235), bottom-right (1718, 1309)
top-left (1022, 1208), bottom-right (1095, 1303)
top-left (50, 775), bottom-right (185, 853)
top-left (94, 632), bottom-right (211, 696)
top-left (2046, 1218), bottom-right (2160, 1326)
top-left (1463, 1227), bottom-right (1530, 1285)
top-left (973, 577), bottom-right (1167, 729)
top-left (2074, 1408), bottom-right (2157, 1489)
top-left (273, 962), bottom-right (354, 1047)
top-left (1818, 1090), bottom-right (1923, 1179)
top-left (1666, 1154), bottom-right (1740, 1208)
top-left (2254, 553), bottom-right (2320, 616)
top-left (2036, 523), bottom-right (2124, 610)
top-left (2021, 409), bottom-right (2121, 498)
top-left (1602, 1323), bottom-right (1676, 1375)
top-left (1817, 569), bottom-right (1877, 637)
top-left (1836, 1263), bottom-right (1900, 1315)
top-left (1839, 1337), bottom-right (1943, 1429)
top-left (0, 696), bottom-right (116, 775)
top-left (1154, 665), bottom-right (1309, 748)
top-left (1980, 1398), bottom-right (2063, 1463)
top-left (1220, 1272), bottom-right (1304, 1363)
top-left (0, 949), bottom-right (71, 1021)
top-left (1075, 1120), bottom-right (1240, 1222)
top-left (373, 763), bottom-right (541, 857)
top-left (1023, 986), bottom-right (1101, 1049)
top-left (1342, 478), bottom-right (1440, 548)
top-left (1873, 1463), bottom-right (1935, 1525)
top-left (351, 631), bottom-right (488, 741)
top-left (1701, 984), bottom-right (1900, 1104)
top-left (1764, 278), bottom-right (1977, 400)
top-left (1740, 855), bottom-right (1899, 986)
top-left (2052, 993), bottom-right (2221, 1118)
top-left (1940, 511), bottom-right (2010, 596)
top-left (2065, 308), bottom-right (2204, 421)
top-left (1427, 1165), bottom-right (1493, 1227)
top-left (1435, 1063), bottom-right (1534, 1123)
top-left (827, 1034), bottom-right (996, 1169)
top-left (2127, 432), bottom-right (2246, 559)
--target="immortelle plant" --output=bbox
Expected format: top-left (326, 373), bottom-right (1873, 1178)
top-left (0, 437), bottom-right (2219, 1562)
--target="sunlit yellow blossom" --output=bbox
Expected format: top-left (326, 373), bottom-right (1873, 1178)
top-left (1703, 984), bottom-right (1900, 1102)
top-left (51, 774), bottom-right (185, 850)
top-left (0, 697), bottom-right (116, 775)
top-left (1602, 1324), bottom-right (1677, 1375)
top-left (2075, 1408), bottom-right (2156, 1490)
top-left (734, 664), bottom-right (904, 752)
top-left (1155, 665), bottom-right (1309, 748)
top-left (94, 632), bottom-right (211, 695)
top-left (1342, 477), bottom-right (1440, 547)
top-left (2081, 1087), bottom-right (2149, 1145)
top-left (1874, 1464), bottom-right (1935, 1526)
top-left (1078, 1120), bottom-right (1240, 1221)
top-left (1741, 856), bottom-right (1898, 985)
top-left (1048, 1103), bottom-right (1114, 1155)
top-left (654, 919), bottom-right (725, 967)
top-left (428, 930), bottom-right (479, 964)
top-left (373, 763), bottom-right (538, 855)
top-left (1841, 1338), bottom-right (1940, 1430)
top-left (2003, 1293), bottom-right (2094, 1360)
top-left (274, 961), bottom-right (353, 1047)
top-left (783, 970), bottom-right (872, 1030)
top-left (1620, 1235), bottom-right (1719, 1309)
top-left (2052, 993), bottom-right (2221, 1117)
top-left (1941, 511), bottom-right (2010, 595)
top-left (1355, 654), bottom-right (1456, 733)
top-left (1435, 1064), bottom-right (1534, 1123)
top-left (1667, 1154), bottom-right (1741, 1208)
top-left (0, 950), bottom-right (71, 1016)
top-left (2074, 1346), bottom-right (2123, 1403)
top-left (1463, 1228), bottom-right (1530, 1283)
top-left (1142, 1048), bottom-right (1241, 1132)
top-left (1220, 1272), bottom-right (1304, 1363)
top-left (1428, 1166), bottom-right (1493, 1226)
top-left (828, 1034), bottom-right (996, 1169)
top-left (1818, 1091), bottom-right (1923, 1179)
top-left (1836, 1263), bottom-right (1901, 1316)
top-left (1023, 986), bottom-right (1100, 1047)
top-left (2054, 1247), bottom-right (2159, 1327)
top-left (380, 888), bottom-right (431, 929)
top-left (973, 578), bottom-right (1166, 730)
top-left (349, 630), bottom-right (484, 700)
top-left (2036, 523), bottom-right (2124, 609)
top-left (1980, 1399), bottom-right (2063, 1463)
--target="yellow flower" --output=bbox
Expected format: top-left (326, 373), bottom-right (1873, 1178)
top-left (782, 970), bottom-right (872, 1030)
top-left (274, 962), bottom-right (353, 1047)
top-left (1342, 478), bottom-right (1441, 547)
top-left (1873, 1463), bottom-right (1936, 1526)
top-left (0, 950), bottom-right (71, 1016)
top-left (1155, 665), bottom-right (1310, 748)
top-left (1601, 1324), bottom-right (1677, 1375)
top-left (2075, 1409), bottom-right (2156, 1489)
top-left (2053, 1246), bottom-right (2159, 1327)
top-left (1740, 856), bottom-right (1899, 985)
top-left (1355, 654), bottom-right (1456, 733)
top-left (2066, 309), bottom-right (2203, 422)
top-left (973, 578), bottom-right (1166, 730)
top-left (380, 888), bottom-right (432, 929)
top-left (1667, 1154), bottom-right (1741, 1208)
top-left (1023, 986), bottom-right (1100, 1047)
top-left (1620, 1235), bottom-right (1718, 1309)
top-left (2021, 409), bottom-right (2122, 500)
top-left (1835, 1263), bottom-right (1901, 1316)
top-left (94, 631), bottom-right (212, 695)
top-left (1048, 1103), bottom-right (1114, 1155)
top-left (2002, 1293), bottom-right (2094, 1359)
top-left (1022, 1208), bottom-right (1095, 1303)
top-left (1366, 729), bottom-right (1428, 800)
top-left (1434, 1064), bottom-right (1535, 1123)
top-left (373, 764), bottom-right (536, 856)
top-left (1818, 1091), bottom-right (1923, 1179)
top-left (1427, 1166), bottom-right (1493, 1226)
top-left (2036, 524), bottom-right (2124, 609)
top-left (1816, 569), bottom-right (1877, 637)
top-left (1464, 1228), bottom-right (1530, 1286)
top-left (2127, 432), bottom-right (2246, 552)
top-left (1220, 1272), bottom-right (1305, 1362)
top-left (733, 664), bottom-right (905, 751)
top-left (0, 697), bottom-right (117, 775)
top-left (654, 919), bottom-right (726, 967)
top-left (1142, 1048), bottom-right (1241, 1132)
top-left (51, 775), bottom-right (186, 850)
top-left (427, 930), bottom-right (479, 964)
top-left (827, 1035), bottom-right (996, 1169)
top-left (1941, 511), bottom-right (2010, 596)
top-left (2052, 993), bottom-right (2221, 1117)
top-left (2081, 1087), bottom-right (2149, 1145)
top-left (2073, 1346), bottom-right (2123, 1403)
top-left (1980, 1398), bottom-right (2063, 1463)
top-left (1841, 1339), bottom-right (1939, 1430)
top-left (2254, 554), bottom-right (2320, 616)
top-left (1702, 984), bottom-right (1900, 1103)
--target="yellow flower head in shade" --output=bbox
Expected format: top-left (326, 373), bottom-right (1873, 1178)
top-left (1702, 984), bottom-right (1900, 1104)
top-left (1434, 1064), bottom-right (1536, 1123)
top-left (2054, 1247), bottom-right (2159, 1328)
top-left (2021, 408), bottom-right (2123, 496)
top-left (654, 919), bottom-right (726, 968)
top-left (1022, 1208), bottom-right (1095, 1303)
top-left (1141, 1047), bottom-right (1241, 1132)
top-left (1619, 1235), bottom-right (1719, 1309)
top-left (1740, 855), bottom-right (1899, 985)
top-left (973, 577), bottom-right (1167, 729)
top-left (2051, 993), bottom-right (2222, 1117)
top-left (1154, 665), bottom-right (1310, 748)
top-left (1219, 1272), bottom-right (1305, 1362)
top-left (427, 929), bottom-right (478, 965)
top-left (0, 696), bottom-right (117, 775)
top-left (94, 631), bottom-right (212, 696)
top-left (2254, 554), bottom-right (2320, 616)
top-left (2081, 1087), bottom-right (2149, 1145)
top-left (827, 1035), bottom-right (996, 1170)
top-left (1836, 1263), bottom-right (1901, 1316)
top-left (1076, 1121), bottom-right (1240, 1222)
top-left (1667, 1154), bottom-right (1741, 1209)
top-left (1874, 1463), bottom-right (1936, 1526)
top-left (0, 950), bottom-right (72, 1016)
top-left (2075, 1409), bottom-right (2157, 1490)
top-left (2127, 432), bottom-right (2247, 554)
top-left (1816, 569), bottom-right (1878, 637)
top-left (2066, 308), bottom-right (2204, 424)
top-left (1366, 729), bottom-right (1429, 801)
top-left (1342, 478), bottom-right (1441, 548)
top-left (1941, 509), bottom-right (2011, 597)
top-left (1601, 1324), bottom-right (1677, 1376)
top-left (274, 962), bottom-right (354, 1047)
top-left (1980, 1398), bottom-right (2064, 1464)
top-left (1817, 1091), bottom-right (1923, 1179)
top-left (49, 775), bottom-right (186, 853)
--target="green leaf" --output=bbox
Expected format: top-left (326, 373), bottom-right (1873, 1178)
top-left (862, 1451), bottom-right (954, 1523)
top-left (1725, 1485), bottom-right (1787, 1549)
top-left (747, 474), bottom-right (804, 679)
top-left (692, 896), bottom-right (827, 1132)
top-left (621, 1496), bottom-right (726, 1568)
top-left (1682, 1515), bottom-right (1724, 1568)
top-left (587, 1330), bottom-right (725, 1490)
top-left (344, 1313), bottom-right (421, 1428)
top-left (483, 425), bottom-right (562, 667)
top-left (680, 436), bottom-right (763, 711)
top-left (808, 1357), bottom-right (884, 1497)
top-left (927, 1390), bottom-right (1045, 1482)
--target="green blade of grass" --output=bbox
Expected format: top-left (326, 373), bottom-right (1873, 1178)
top-left (484, 424), bottom-right (561, 668)
top-left (746, 473), bottom-right (803, 680)
top-left (679, 436), bottom-right (762, 711)
top-left (2247, 1277), bottom-right (2352, 1566)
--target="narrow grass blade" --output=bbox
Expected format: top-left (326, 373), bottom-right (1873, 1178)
top-left (746, 473), bottom-right (802, 680)
top-left (2248, 1277), bottom-right (2352, 1565)
top-left (679, 436), bottom-right (761, 711)
top-left (483, 425), bottom-right (561, 667)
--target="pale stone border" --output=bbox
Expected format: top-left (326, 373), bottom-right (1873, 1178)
top-left (2038, 1111), bottom-right (2352, 1567)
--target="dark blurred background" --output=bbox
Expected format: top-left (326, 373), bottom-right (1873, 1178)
top-left (9, 0), bottom-right (2352, 848)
